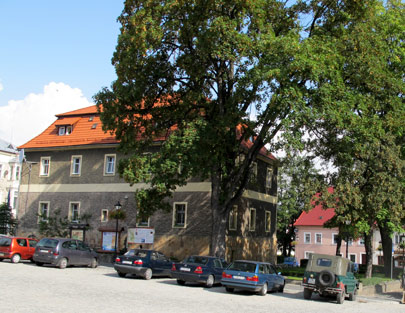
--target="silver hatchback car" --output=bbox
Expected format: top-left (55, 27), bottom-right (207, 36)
top-left (33, 238), bottom-right (98, 269)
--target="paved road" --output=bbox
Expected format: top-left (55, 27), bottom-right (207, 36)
top-left (0, 261), bottom-right (403, 313)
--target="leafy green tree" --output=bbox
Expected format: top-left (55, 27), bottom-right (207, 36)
top-left (308, 0), bottom-right (405, 277)
top-left (95, 0), bottom-right (377, 257)
top-left (277, 151), bottom-right (321, 256)
top-left (0, 202), bottom-right (18, 235)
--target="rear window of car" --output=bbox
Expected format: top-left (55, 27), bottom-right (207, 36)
top-left (228, 261), bottom-right (257, 273)
top-left (184, 256), bottom-right (209, 265)
top-left (125, 249), bottom-right (148, 258)
top-left (0, 237), bottom-right (11, 247)
top-left (316, 258), bottom-right (332, 267)
top-left (37, 238), bottom-right (59, 248)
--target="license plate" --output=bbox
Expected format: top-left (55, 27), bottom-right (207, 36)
top-left (180, 267), bottom-right (191, 272)
top-left (308, 278), bottom-right (315, 284)
top-left (122, 261), bottom-right (132, 265)
top-left (40, 249), bottom-right (49, 253)
top-left (233, 275), bottom-right (245, 280)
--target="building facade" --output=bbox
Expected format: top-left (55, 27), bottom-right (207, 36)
top-left (17, 105), bottom-right (279, 262)
top-left (0, 139), bottom-right (21, 217)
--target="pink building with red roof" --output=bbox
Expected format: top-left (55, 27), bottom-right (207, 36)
top-left (294, 203), bottom-right (368, 265)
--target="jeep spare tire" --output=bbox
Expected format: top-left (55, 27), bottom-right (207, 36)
top-left (318, 270), bottom-right (335, 287)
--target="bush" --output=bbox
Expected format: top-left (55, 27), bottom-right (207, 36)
top-left (280, 267), bottom-right (305, 278)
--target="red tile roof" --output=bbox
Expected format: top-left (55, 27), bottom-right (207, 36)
top-left (294, 188), bottom-right (335, 226)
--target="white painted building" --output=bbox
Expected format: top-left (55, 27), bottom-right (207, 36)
top-left (0, 138), bottom-right (21, 217)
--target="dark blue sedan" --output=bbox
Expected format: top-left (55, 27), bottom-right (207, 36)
top-left (171, 255), bottom-right (228, 288)
top-left (221, 260), bottom-right (285, 296)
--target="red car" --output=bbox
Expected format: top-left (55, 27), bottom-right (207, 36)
top-left (0, 236), bottom-right (38, 263)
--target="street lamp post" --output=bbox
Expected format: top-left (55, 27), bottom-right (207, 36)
top-left (113, 201), bottom-right (122, 260)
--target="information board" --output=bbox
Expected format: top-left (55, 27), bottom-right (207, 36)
top-left (128, 228), bottom-right (155, 244)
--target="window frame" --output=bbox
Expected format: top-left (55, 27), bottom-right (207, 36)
top-left (40, 157), bottom-right (51, 177)
top-left (249, 208), bottom-right (256, 231)
top-left (104, 154), bottom-right (116, 176)
top-left (265, 211), bottom-right (271, 233)
top-left (304, 251), bottom-right (314, 259)
top-left (332, 233), bottom-right (339, 245)
top-left (229, 205), bottom-right (238, 231)
top-left (69, 202), bottom-right (80, 223)
top-left (136, 215), bottom-right (150, 228)
top-left (101, 209), bottom-right (108, 222)
top-left (315, 233), bottom-right (322, 244)
top-left (70, 155), bottom-right (82, 176)
top-left (38, 201), bottom-right (50, 223)
top-left (266, 167), bottom-right (273, 190)
top-left (304, 232), bottom-right (311, 244)
top-left (172, 202), bottom-right (187, 228)
top-left (58, 126), bottom-right (66, 136)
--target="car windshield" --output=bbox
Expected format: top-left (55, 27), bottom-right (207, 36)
top-left (125, 249), bottom-right (148, 258)
top-left (184, 256), bottom-right (209, 265)
top-left (228, 261), bottom-right (257, 273)
top-left (37, 238), bottom-right (59, 248)
top-left (0, 237), bottom-right (11, 247)
top-left (284, 257), bottom-right (295, 262)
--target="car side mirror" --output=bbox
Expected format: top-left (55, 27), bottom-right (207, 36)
top-left (278, 272), bottom-right (282, 275)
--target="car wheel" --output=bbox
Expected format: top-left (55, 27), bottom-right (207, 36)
top-left (143, 268), bottom-right (152, 280)
top-left (225, 287), bottom-right (234, 293)
top-left (89, 258), bottom-right (98, 268)
top-left (11, 254), bottom-right (21, 264)
top-left (336, 291), bottom-right (345, 304)
top-left (349, 288), bottom-right (357, 301)
top-left (0, 258), bottom-right (4, 262)
top-left (279, 281), bottom-right (285, 293)
top-left (58, 258), bottom-right (68, 269)
top-left (303, 288), bottom-right (312, 299)
top-left (35, 262), bottom-right (44, 266)
top-left (318, 270), bottom-right (335, 287)
top-left (205, 275), bottom-right (214, 288)
top-left (117, 272), bottom-right (126, 278)
top-left (259, 283), bottom-right (268, 296)
top-left (177, 279), bottom-right (186, 286)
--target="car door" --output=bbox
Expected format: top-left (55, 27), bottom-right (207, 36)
top-left (28, 239), bottom-right (38, 258)
top-left (268, 264), bottom-right (283, 289)
top-left (15, 238), bottom-right (29, 259)
top-left (61, 240), bottom-right (81, 265)
top-left (212, 258), bottom-right (225, 283)
top-left (77, 241), bottom-right (92, 265)
top-left (150, 252), bottom-right (171, 275)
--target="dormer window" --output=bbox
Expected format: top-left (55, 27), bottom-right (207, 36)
top-left (58, 125), bottom-right (73, 136)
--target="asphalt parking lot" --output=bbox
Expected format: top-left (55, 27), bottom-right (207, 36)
top-left (0, 261), bottom-right (403, 313)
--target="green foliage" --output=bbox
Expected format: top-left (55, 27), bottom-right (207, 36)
top-left (0, 202), bottom-right (18, 235)
top-left (109, 209), bottom-right (127, 220)
top-left (95, 0), bottom-right (383, 256)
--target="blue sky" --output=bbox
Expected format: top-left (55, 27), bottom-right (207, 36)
top-left (0, 1), bottom-right (123, 145)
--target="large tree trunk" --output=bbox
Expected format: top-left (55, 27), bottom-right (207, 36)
top-left (379, 224), bottom-right (393, 278)
top-left (335, 235), bottom-right (342, 256)
top-left (364, 232), bottom-right (374, 278)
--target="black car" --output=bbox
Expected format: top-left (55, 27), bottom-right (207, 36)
top-left (171, 255), bottom-right (228, 288)
top-left (114, 249), bottom-right (172, 280)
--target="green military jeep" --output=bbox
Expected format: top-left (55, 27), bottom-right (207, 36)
top-left (302, 253), bottom-right (358, 304)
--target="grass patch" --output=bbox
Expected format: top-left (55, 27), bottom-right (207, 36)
top-left (286, 276), bottom-right (302, 281)
top-left (358, 274), bottom-right (394, 286)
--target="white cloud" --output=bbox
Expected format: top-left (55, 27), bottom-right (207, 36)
top-left (0, 82), bottom-right (93, 146)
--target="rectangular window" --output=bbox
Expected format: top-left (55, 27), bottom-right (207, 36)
top-left (358, 237), bottom-right (365, 245)
top-left (249, 208), bottom-right (256, 231)
top-left (315, 233), bottom-right (322, 244)
top-left (265, 211), bottom-right (271, 232)
top-left (332, 233), bottom-right (339, 245)
top-left (349, 254), bottom-right (356, 263)
top-left (15, 166), bottom-right (20, 180)
top-left (173, 202), bottom-right (187, 228)
top-left (38, 202), bottom-right (50, 222)
top-left (250, 162), bottom-right (257, 182)
top-left (229, 206), bottom-right (238, 230)
top-left (9, 165), bottom-right (14, 180)
top-left (136, 215), bottom-right (150, 227)
top-left (71, 155), bottom-right (82, 176)
top-left (304, 251), bottom-right (314, 259)
top-left (58, 126), bottom-right (66, 136)
top-left (69, 202), bottom-right (80, 222)
top-left (394, 234), bottom-right (400, 245)
top-left (66, 125), bottom-right (72, 135)
top-left (266, 167), bottom-right (273, 189)
top-left (104, 154), bottom-right (116, 175)
top-left (101, 209), bottom-right (108, 222)
top-left (40, 157), bottom-right (50, 176)
top-left (304, 232), bottom-right (311, 244)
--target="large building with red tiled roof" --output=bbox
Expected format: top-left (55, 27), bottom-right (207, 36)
top-left (17, 105), bottom-right (279, 262)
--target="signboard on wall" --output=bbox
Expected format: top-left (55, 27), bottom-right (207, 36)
top-left (102, 231), bottom-right (117, 251)
top-left (128, 228), bottom-right (155, 244)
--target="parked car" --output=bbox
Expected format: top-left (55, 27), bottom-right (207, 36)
top-left (33, 238), bottom-right (98, 269)
top-left (221, 260), bottom-right (285, 296)
top-left (0, 236), bottom-right (38, 263)
top-left (282, 256), bottom-right (298, 267)
top-left (114, 249), bottom-right (172, 280)
top-left (171, 255), bottom-right (228, 288)
top-left (302, 253), bottom-right (358, 304)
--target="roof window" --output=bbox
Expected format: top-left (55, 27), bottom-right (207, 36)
top-left (91, 123), bottom-right (98, 129)
top-left (58, 125), bottom-right (72, 136)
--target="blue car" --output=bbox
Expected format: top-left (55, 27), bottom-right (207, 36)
top-left (171, 255), bottom-right (228, 288)
top-left (283, 256), bottom-right (298, 267)
top-left (221, 260), bottom-right (285, 296)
